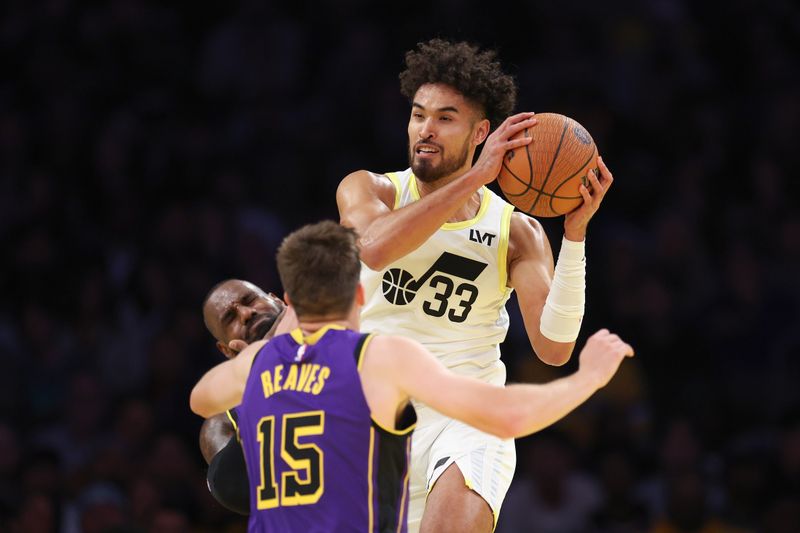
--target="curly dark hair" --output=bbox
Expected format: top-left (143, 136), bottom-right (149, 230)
top-left (399, 39), bottom-right (517, 131)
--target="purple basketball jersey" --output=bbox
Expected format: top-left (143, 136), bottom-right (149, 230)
top-left (233, 325), bottom-right (415, 533)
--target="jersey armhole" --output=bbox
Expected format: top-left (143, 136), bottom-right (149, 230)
top-left (354, 333), bottom-right (374, 370)
top-left (355, 333), bottom-right (418, 435)
top-left (385, 172), bottom-right (401, 210)
top-left (370, 403), bottom-right (417, 436)
top-left (226, 408), bottom-right (241, 442)
top-left (498, 203), bottom-right (515, 292)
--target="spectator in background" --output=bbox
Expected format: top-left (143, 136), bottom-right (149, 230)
top-left (497, 430), bottom-right (603, 533)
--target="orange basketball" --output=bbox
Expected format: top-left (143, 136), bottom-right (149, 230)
top-left (497, 113), bottom-right (598, 218)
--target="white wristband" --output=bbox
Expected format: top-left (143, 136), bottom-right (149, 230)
top-left (540, 237), bottom-right (586, 343)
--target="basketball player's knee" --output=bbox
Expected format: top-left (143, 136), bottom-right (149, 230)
top-left (421, 503), bottom-right (493, 533)
top-left (421, 468), bottom-right (493, 533)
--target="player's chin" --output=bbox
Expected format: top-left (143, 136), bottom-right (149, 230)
top-left (412, 160), bottom-right (441, 183)
top-left (246, 315), bottom-right (277, 343)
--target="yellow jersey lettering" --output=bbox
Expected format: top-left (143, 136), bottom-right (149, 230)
top-left (262, 365), bottom-right (332, 397)
top-left (283, 364), bottom-right (299, 391)
top-left (311, 366), bottom-right (330, 395)
top-left (303, 365), bottom-right (320, 393)
top-left (297, 364), bottom-right (313, 391)
top-left (261, 370), bottom-right (274, 398)
top-left (274, 365), bottom-right (284, 393)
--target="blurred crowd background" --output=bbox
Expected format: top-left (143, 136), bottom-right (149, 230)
top-left (2, 0), bottom-right (799, 531)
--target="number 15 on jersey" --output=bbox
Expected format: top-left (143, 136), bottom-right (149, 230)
top-left (256, 411), bottom-right (325, 509)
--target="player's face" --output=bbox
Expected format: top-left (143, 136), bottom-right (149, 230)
top-left (204, 281), bottom-right (285, 346)
top-left (407, 83), bottom-right (482, 183)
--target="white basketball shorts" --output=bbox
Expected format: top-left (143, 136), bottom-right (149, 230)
top-left (406, 404), bottom-right (517, 532)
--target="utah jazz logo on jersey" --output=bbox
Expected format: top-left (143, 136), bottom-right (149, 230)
top-left (381, 252), bottom-right (488, 323)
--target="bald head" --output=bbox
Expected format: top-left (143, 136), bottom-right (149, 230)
top-left (203, 279), bottom-right (285, 358)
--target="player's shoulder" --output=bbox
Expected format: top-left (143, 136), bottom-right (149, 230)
top-left (339, 169), bottom-right (395, 188)
top-left (365, 334), bottom-right (426, 363)
top-left (367, 333), bottom-right (413, 352)
top-left (509, 211), bottom-right (545, 239)
top-left (337, 170), bottom-right (398, 210)
top-left (508, 212), bottom-right (551, 259)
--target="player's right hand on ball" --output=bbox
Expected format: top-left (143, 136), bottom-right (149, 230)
top-left (471, 112), bottom-right (537, 185)
top-left (578, 329), bottom-right (634, 389)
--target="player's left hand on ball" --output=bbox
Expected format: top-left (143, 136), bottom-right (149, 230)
top-left (564, 155), bottom-right (613, 241)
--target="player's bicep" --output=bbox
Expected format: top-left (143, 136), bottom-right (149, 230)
top-left (508, 214), bottom-right (554, 325)
top-left (336, 171), bottom-right (394, 236)
top-left (390, 338), bottom-right (455, 405)
top-left (190, 361), bottom-right (241, 418)
top-left (190, 341), bottom-right (265, 418)
top-left (388, 337), bottom-right (515, 438)
top-left (510, 256), bottom-right (551, 326)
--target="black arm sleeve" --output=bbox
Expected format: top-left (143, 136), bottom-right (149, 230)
top-left (207, 435), bottom-right (250, 516)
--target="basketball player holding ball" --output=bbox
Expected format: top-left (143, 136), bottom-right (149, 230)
top-left (337, 39), bottom-right (614, 533)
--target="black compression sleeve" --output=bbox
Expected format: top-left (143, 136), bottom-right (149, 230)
top-left (207, 435), bottom-right (250, 516)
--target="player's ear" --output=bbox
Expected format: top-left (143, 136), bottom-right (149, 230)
top-left (473, 117), bottom-right (490, 146)
top-left (356, 283), bottom-right (365, 306)
top-left (283, 292), bottom-right (292, 307)
top-left (217, 340), bottom-right (237, 360)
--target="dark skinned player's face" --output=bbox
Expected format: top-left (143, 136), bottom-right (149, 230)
top-left (204, 280), bottom-right (285, 356)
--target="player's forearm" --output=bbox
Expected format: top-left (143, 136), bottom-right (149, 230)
top-left (503, 372), bottom-right (599, 438)
top-left (536, 237), bottom-right (586, 363)
top-left (359, 173), bottom-right (485, 270)
top-left (529, 332), bottom-right (576, 366)
top-left (518, 304), bottom-right (576, 366)
top-left (564, 227), bottom-right (586, 242)
top-left (439, 372), bottom-right (598, 440)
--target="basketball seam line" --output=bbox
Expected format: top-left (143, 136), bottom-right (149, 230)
top-left (501, 180), bottom-right (583, 200)
top-left (525, 127), bottom-right (541, 210)
top-left (528, 120), bottom-right (569, 215)
top-left (500, 130), bottom-right (586, 201)
top-left (548, 147), bottom-right (597, 212)
top-left (501, 131), bottom-right (537, 197)
top-left (501, 160), bottom-right (532, 195)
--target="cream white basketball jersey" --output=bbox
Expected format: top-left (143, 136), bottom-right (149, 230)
top-left (360, 169), bottom-right (516, 385)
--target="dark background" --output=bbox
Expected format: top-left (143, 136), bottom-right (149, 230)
top-left (2, 0), bottom-right (799, 531)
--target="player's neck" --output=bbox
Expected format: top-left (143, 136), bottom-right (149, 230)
top-left (414, 164), bottom-right (470, 196)
top-left (297, 318), bottom-right (351, 333)
top-left (296, 308), bottom-right (360, 335)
